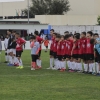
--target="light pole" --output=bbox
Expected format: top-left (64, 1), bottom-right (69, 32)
top-left (28, 0), bottom-right (29, 24)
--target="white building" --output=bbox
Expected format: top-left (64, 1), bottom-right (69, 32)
top-left (0, 0), bottom-right (100, 25)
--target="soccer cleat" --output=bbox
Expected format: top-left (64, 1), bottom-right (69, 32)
top-left (60, 68), bottom-right (66, 72)
top-left (20, 66), bottom-right (24, 69)
top-left (96, 73), bottom-right (100, 76)
top-left (69, 69), bottom-right (75, 72)
top-left (47, 67), bottom-right (52, 69)
top-left (31, 68), bottom-right (35, 70)
top-left (52, 67), bottom-right (57, 70)
top-left (7, 63), bottom-right (14, 66)
top-left (16, 66), bottom-right (21, 69)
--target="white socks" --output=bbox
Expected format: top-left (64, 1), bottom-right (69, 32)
top-left (60, 61), bottom-right (66, 69)
top-left (84, 64), bottom-right (88, 72)
top-left (92, 63), bottom-right (95, 73)
top-left (77, 63), bottom-right (83, 71)
top-left (96, 63), bottom-right (99, 73)
top-left (89, 64), bottom-right (93, 72)
top-left (36, 59), bottom-right (42, 67)
top-left (5, 55), bottom-right (9, 62)
top-left (67, 61), bottom-right (71, 69)
top-left (50, 58), bottom-right (54, 68)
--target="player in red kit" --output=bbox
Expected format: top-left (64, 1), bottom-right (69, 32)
top-left (71, 34), bottom-right (80, 71)
top-left (60, 35), bottom-right (66, 72)
top-left (67, 34), bottom-right (74, 71)
top-left (86, 31), bottom-right (95, 74)
top-left (80, 32), bottom-right (87, 73)
top-left (15, 33), bottom-right (26, 69)
top-left (34, 31), bottom-right (44, 69)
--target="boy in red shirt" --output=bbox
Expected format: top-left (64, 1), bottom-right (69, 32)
top-left (15, 33), bottom-right (26, 69)
top-left (60, 35), bottom-right (66, 72)
top-left (47, 33), bottom-right (57, 69)
top-left (80, 32), bottom-right (87, 73)
top-left (71, 34), bottom-right (80, 71)
top-left (86, 31), bottom-right (94, 74)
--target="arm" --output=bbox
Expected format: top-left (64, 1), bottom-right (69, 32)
top-left (30, 41), bottom-right (34, 48)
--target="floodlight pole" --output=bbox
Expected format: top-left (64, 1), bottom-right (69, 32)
top-left (28, 0), bottom-right (29, 24)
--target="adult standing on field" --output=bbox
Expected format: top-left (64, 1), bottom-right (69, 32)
top-left (34, 31), bottom-right (44, 69)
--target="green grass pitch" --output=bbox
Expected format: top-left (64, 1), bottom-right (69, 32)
top-left (0, 50), bottom-right (100, 100)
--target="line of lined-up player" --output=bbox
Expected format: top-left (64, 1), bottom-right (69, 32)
top-left (47, 29), bottom-right (100, 75)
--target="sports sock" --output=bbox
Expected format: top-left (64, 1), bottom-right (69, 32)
top-left (89, 64), bottom-right (93, 72)
top-left (5, 56), bottom-right (8, 62)
top-left (96, 63), bottom-right (99, 73)
top-left (92, 63), bottom-right (95, 73)
top-left (50, 58), bottom-right (53, 68)
top-left (78, 63), bottom-right (83, 71)
top-left (36, 59), bottom-right (42, 68)
top-left (84, 64), bottom-right (88, 72)
top-left (67, 61), bottom-right (70, 69)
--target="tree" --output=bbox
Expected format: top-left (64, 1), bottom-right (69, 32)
top-left (97, 16), bottom-right (100, 25)
top-left (22, 0), bottom-right (70, 16)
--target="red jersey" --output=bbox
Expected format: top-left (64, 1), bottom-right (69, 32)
top-left (36, 36), bottom-right (43, 50)
top-left (57, 41), bottom-right (61, 55)
top-left (73, 40), bottom-right (78, 55)
top-left (50, 37), bottom-right (55, 51)
top-left (60, 40), bottom-right (66, 55)
top-left (53, 41), bottom-right (58, 53)
top-left (86, 38), bottom-right (94, 54)
top-left (77, 39), bottom-right (82, 54)
top-left (67, 40), bottom-right (73, 55)
top-left (65, 40), bottom-right (69, 55)
top-left (80, 37), bottom-right (87, 54)
top-left (16, 38), bottom-right (26, 51)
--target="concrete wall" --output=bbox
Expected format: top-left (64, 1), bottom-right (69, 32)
top-left (0, 0), bottom-right (100, 25)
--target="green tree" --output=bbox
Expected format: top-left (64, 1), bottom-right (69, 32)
top-left (22, 0), bottom-right (70, 16)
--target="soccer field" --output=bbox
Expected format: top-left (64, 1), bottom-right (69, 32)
top-left (0, 50), bottom-right (100, 100)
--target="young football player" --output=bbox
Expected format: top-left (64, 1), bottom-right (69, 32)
top-left (80, 32), bottom-right (87, 73)
top-left (30, 36), bottom-right (40, 70)
top-left (15, 33), bottom-right (26, 69)
top-left (86, 31), bottom-right (94, 74)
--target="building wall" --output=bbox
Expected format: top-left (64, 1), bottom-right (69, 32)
top-left (0, 0), bottom-right (100, 25)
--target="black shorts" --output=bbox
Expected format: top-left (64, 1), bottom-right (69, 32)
top-left (81, 54), bottom-right (87, 60)
top-left (57, 55), bottom-right (62, 61)
top-left (16, 51), bottom-right (23, 57)
top-left (53, 52), bottom-right (57, 59)
top-left (95, 50), bottom-right (100, 63)
top-left (78, 54), bottom-right (82, 59)
top-left (31, 55), bottom-right (38, 62)
top-left (62, 55), bottom-right (66, 59)
top-left (45, 46), bottom-right (48, 48)
top-left (50, 50), bottom-right (53, 56)
top-left (72, 54), bottom-right (78, 59)
top-left (85, 54), bottom-right (94, 60)
top-left (38, 50), bottom-right (41, 58)
top-left (66, 55), bottom-right (71, 59)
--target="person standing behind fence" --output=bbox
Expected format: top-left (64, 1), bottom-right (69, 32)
top-left (44, 37), bottom-right (49, 52)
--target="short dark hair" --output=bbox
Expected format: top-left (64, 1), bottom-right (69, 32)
top-left (50, 29), bottom-right (54, 32)
top-left (74, 33), bottom-right (80, 39)
top-left (93, 33), bottom-right (99, 36)
top-left (34, 31), bottom-right (39, 36)
top-left (64, 34), bottom-right (70, 39)
top-left (30, 35), bottom-right (36, 39)
top-left (82, 32), bottom-right (86, 36)
top-left (90, 38), bottom-right (95, 44)
top-left (53, 32), bottom-right (58, 36)
top-left (56, 34), bottom-right (61, 38)
top-left (87, 31), bottom-right (93, 36)
top-left (64, 31), bottom-right (69, 33)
